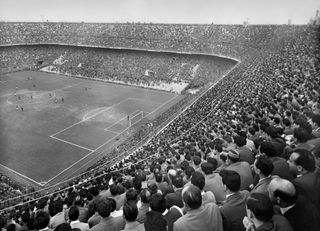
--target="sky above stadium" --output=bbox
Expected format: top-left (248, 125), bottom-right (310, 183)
top-left (0, 0), bottom-right (319, 24)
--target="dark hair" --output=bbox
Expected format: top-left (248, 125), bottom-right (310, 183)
top-left (207, 157), bottom-right (218, 170)
top-left (123, 202), bottom-right (138, 222)
top-left (193, 156), bottom-right (201, 166)
top-left (150, 193), bottom-right (166, 213)
top-left (172, 175), bottom-right (183, 188)
top-left (220, 170), bottom-right (241, 192)
top-left (126, 189), bottom-right (139, 202)
top-left (265, 126), bottom-right (279, 138)
top-left (185, 166), bottom-right (195, 179)
top-left (140, 188), bottom-right (151, 204)
top-left (155, 173), bottom-right (163, 183)
top-left (312, 114), bottom-right (320, 126)
top-left (293, 127), bottom-right (312, 143)
top-left (68, 205), bottom-right (79, 221)
top-left (109, 184), bottom-right (118, 196)
top-left (21, 211), bottom-right (30, 223)
top-left (234, 135), bottom-right (247, 147)
top-left (273, 189), bottom-right (297, 205)
top-left (255, 155), bottom-right (274, 176)
top-left (6, 224), bottom-right (18, 231)
top-left (132, 176), bottom-right (142, 192)
top-left (292, 149), bottom-right (315, 172)
top-left (259, 141), bottom-right (277, 157)
top-left (96, 198), bottom-right (112, 218)
top-left (89, 186), bottom-right (99, 197)
top-left (34, 211), bottom-right (50, 230)
top-left (107, 198), bottom-right (117, 212)
top-left (246, 193), bottom-right (274, 222)
top-left (54, 223), bottom-right (72, 231)
top-left (182, 185), bottom-right (202, 210)
top-left (191, 171), bottom-right (205, 191)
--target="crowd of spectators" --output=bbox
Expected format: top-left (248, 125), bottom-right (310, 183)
top-left (0, 23), bottom-right (320, 231)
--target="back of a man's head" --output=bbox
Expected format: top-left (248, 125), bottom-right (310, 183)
top-left (259, 141), bottom-right (277, 158)
top-left (254, 155), bottom-right (274, 176)
top-left (246, 193), bottom-right (274, 222)
top-left (292, 149), bottom-right (316, 172)
top-left (191, 171), bottom-right (205, 191)
top-left (123, 202), bottom-right (138, 222)
top-left (220, 170), bottom-right (241, 192)
top-left (172, 175), bottom-right (183, 189)
top-left (182, 185), bottom-right (202, 210)
top-left (126, 188), bottom-right (139, 203)
top-left (34, 211), bottom-right (50, 230)
top-left (149, 193), bottom-right (166, 213)
top-left (268, 178), bottom-right (297, 207)
top-left (68, 205), bottom-right (79, 221)
top-left (96, 198), bottom-right (112, 218)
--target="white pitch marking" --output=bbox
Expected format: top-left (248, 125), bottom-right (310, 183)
top-left (50, 136), bottom-right (94, 152)
top-left (103, 110), bottom-right (140, 131)
top-left (50, 97), bottom-right (131, 137)
top-left (0, 163), bottom-right (42, 186)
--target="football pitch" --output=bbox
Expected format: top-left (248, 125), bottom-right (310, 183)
top-left (0, 71), bottom-right (182, 187)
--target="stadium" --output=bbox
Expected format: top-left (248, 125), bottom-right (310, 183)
top-left (0, 2), bottom-right (320, 231)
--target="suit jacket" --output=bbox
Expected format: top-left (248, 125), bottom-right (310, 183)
top-left (225, 162), bottom-right (253, 190)
top-left (292, 172), bottom-right (320, 212)
top-left (136, 203), bottom-right (149, 224)
top-left (173, 203), bottom-right (223, 231)
top-left (219, 191), bottom-right (249, 231)
top-left (238, 146), bottom-right (255, 165)
top-left (70, 220), bottom-right (90, 231)
top-left (203, 173), bottom-right (226, 203)
top-left (251, 176), bottom-right (273, 196)
top-left (90, 216), bottom-right (125, 231)
top-left (165, 188), bottom-right (183, 209)
top-left (283, 195), bottom-right (320, 231)
top-left (164, 206), bottom-right (183, 231)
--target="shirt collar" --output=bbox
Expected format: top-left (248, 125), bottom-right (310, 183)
top-left (70, 220), bottom-right (80, 225)
top-left (226, 192), bottom-right (236, 199)
top-left (280, 204), bottom-right (295, 214)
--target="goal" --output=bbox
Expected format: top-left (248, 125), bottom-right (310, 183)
top-left (129, 111), bottom-right (144, 126)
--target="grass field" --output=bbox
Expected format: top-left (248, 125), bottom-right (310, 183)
top-left (0, 71), bottom-right (182, 187)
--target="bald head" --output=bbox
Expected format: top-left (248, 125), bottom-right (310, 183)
top-left (268, 177), bottom-right (297, 207)
top-left (182, 185), bottom-right (202, 210)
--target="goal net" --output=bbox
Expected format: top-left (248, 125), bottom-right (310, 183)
top-left (129, 111), bottom-right (144, 126)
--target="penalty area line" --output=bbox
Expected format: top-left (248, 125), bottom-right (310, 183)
top-left (50, 135), bottom-right (94, 152)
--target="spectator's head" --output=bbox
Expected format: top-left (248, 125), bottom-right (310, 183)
top-left (311, 114), bottom-right (320, 128)
top-left (254, 155), bottom-right (274, 177)
top-left (54, 223), bottom-right (72, 231)
top-left (288, 149), bottom-right (315, 175)
top-left (96, 198), bottom-right (113, 218)
top-left (207, 157), bottom-right (218, 170)
top-left (155, 172), bottom-right (163, 183)
top-left (68, 205), bottom-right (79, 222)
top-left (226, 149), bottom-right (240, 164)
top-left (182, 185), bottom-right (202, 210)
top-left (89, 186), bottom-right (99, 197)
top-left (184, 166), bottom-right (195, 180)
top-left (172, 175), bottom-right (183, 189)
top-left (220, 170), bottom-right (241, 193)
top-left (259, 141), bottom-right (277, 158)
top-left (126, 189), bottom-right (139, 203)
top-left (191, 171), bottom-right (205, 191)
top-left (268, 178), bottom-right (297, 208)
top-left (21, 211), bottom-right (30, 224)
top-left (234, 135), bottom-right (247, 147)
top-left (6, 224), bottom-right (19, 231)
top-left (246, 193), bottom-right (274, 223)
top-left (147, 181), bottom-right (158, 194)
top-left (34, 211), bottom-right (50, 230)
top-left (200, 162), bottom-right (214, 175)
top-left (123, 202), bottom-right (138, 222)
top-left (193, 155), bottom-right (201, 166)
top-left (140, 188), bottom-right (151, 204)
top-left (293, 127), bottom-right (312, 143)
top-left (149, 193), bottom-right (166, 213)
top-left (109, 184), bottom-right (118, 196)
top-left (265, 126), bottom-right (279, 139)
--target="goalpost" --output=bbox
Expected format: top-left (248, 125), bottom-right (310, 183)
top-left (129, 111), bottom-right (144, 126)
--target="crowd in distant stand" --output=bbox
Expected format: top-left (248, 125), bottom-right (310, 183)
top-left (0, 23), bottom-right (320, 231)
